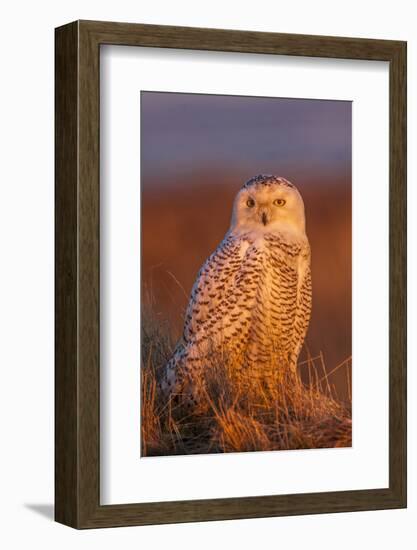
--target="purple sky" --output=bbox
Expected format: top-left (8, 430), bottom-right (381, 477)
top-left (141, 91), bottom-right (352, 185)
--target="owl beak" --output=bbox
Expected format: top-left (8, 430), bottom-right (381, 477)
top-left (261, 212), bottom-right (268, 226)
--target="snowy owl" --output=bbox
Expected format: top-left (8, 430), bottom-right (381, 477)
top-left (162, 174), bottom-right (312, 404)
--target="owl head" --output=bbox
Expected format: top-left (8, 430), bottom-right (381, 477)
top-left (230, 174), bottom-right (307, 238)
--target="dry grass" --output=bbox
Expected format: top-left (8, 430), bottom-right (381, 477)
top-left (141, 308), bottom-right (352, 457)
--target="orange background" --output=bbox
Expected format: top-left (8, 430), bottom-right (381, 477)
top-left (141, 92), bottom-right (352, 402)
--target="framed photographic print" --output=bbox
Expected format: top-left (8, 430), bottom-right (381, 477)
top-left (55, 20), bottom-right (407, 528)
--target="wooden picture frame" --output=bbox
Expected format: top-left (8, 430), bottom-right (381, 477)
top-left (55, 20), bottom-right (407, 528)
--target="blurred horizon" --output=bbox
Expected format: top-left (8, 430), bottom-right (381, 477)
top-left (141, 91), bottom-right (351, 186)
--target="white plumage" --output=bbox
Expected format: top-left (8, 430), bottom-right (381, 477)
top-left (162, 175), bottom-right (312, 403)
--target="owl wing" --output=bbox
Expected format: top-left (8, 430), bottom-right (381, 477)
top-left (163, 233), bottom-right (264, 400)
top-left (162, 233), bottom-right (253, 394)
top-left (291, 242), bottom-right (312, 368)
top-left (182, 232), bottom-right (251, 346)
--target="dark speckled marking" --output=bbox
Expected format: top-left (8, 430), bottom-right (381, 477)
top-left (242, 174), bottom-right (296, 190)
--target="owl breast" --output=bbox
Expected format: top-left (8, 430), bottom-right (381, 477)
top-left (233, 234), bottom-right (301, 383)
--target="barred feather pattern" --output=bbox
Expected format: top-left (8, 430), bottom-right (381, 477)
top-left (162, 230), bottom-right (312, 403)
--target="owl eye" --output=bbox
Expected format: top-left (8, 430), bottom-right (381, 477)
top-left (246, 198), bottom-right (255, 208)
top-left (273, 198), bottom-right (286, 207)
